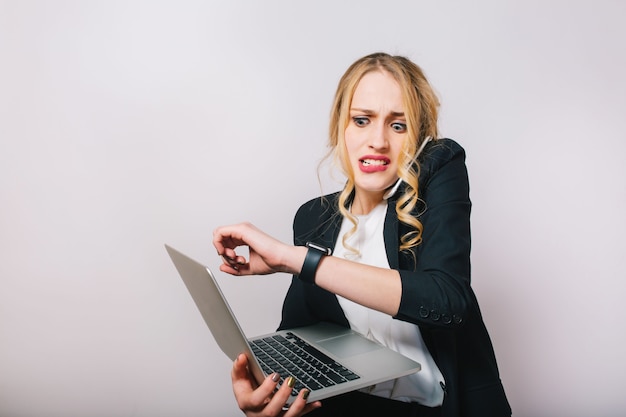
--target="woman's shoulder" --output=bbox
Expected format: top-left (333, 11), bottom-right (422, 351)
top-left (421, 137), bottom-right (466, 162)
top-left (418, 137), bottom-right (467, 176)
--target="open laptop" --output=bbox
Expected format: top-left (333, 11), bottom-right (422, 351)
top-left (165, 244), bottom-right (421, 404)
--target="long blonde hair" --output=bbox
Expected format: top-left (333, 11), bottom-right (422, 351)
top-left (327, 52), bottom-right (440, 254)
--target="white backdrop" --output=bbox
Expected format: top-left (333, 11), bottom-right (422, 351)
top-left (1, 1), bottom-right (625, 416)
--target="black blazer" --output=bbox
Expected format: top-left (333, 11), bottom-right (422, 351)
top-left (278, 139), bottom-right (511, 417)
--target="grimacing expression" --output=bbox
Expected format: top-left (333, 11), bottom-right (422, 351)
top-left (344, 70), bottom-right (407, 205)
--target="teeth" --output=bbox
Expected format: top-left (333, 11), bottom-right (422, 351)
top-left (362, 159), bottom-right (388, 166)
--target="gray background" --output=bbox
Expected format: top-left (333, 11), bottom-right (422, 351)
top-left (1, 1), bottom-right (625, 416)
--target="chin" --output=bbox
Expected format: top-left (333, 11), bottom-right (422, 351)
top-left (354, 181), bottom-right (394, 195)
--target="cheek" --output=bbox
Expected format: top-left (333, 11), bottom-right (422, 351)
top-left (391, 143), bottom-right (404, 161)
top-left (391, 138), bottom-right (408, 163)
top-left (343, 129), bottom-right (359, 158)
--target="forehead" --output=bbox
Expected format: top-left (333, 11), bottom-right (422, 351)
top-left (351, 70), bottom-right (404, 109)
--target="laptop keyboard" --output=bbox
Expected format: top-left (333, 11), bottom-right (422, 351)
top-left (250, 332), bottom-right (360, 396)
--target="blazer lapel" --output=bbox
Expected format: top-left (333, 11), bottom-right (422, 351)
top-left (384, 198), bottom-right (401, 270)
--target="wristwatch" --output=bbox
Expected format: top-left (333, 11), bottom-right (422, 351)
top-left (299, 242), bottom-right (332, 285)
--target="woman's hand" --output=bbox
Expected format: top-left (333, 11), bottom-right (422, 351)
top-left (232, 353), bottom-right (322, 417)
top-left (213, 222), bottom-right (306, 277)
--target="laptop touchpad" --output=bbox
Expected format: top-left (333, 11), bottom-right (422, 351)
top-left (317, 333), bottom-right (382, 358)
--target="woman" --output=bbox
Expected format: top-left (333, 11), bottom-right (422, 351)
top-left (213, 52), bottom-right (511, 417)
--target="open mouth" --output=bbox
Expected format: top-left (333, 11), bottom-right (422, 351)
top-left (360, 158), bottom-right (389, 166)
top-left (358, 156), bottom-right (391, 173)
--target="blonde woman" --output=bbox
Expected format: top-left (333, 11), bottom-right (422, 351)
top-left (213, 52), bottom-right (510, 417)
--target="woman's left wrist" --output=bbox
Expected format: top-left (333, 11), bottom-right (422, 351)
top-left (297, 242), bottom-right (332, 284)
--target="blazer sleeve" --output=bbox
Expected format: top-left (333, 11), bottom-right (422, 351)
top-left (278, 195), bottom-right (350, 331)
top-left (394, 139), bottom-right (475, 329)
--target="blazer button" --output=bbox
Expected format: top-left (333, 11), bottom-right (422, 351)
top-left (430, 310), bottom-right (440, 321)
top-left (440, 381), bottom-right (447, 395)
top-left (453, 314), bottom-right (463, 325)
top-left (442, 314), bottom-right (452, 324)
top-left (419, 306), bottom-right (429, 318)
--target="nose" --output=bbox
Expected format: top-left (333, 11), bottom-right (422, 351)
top-left (368, 122), bottom-right (389, 151)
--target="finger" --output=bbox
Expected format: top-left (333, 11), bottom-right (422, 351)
top-left (232, 356), bottom-right (282, 412)
top-left (220, 262), bottom-right (252, 277)
top-left (283, 389), bottom-right (322, 417)
top-left (262, 376), bottom-right (299, 416)
top-left (221, 252), bottom-right (247, 266)
top-left (212, 228), bottom-right (228, 255)
top-left (221, 254), bottom-right (241, 271)
top-left (231, 353), bottom-right (255, 390)
top-left (218, 246), bottom-right (247, 268)
top-left (213, 227), bottom-right (243, 256)
top-left (245, 372), bottom-right (282, 409)
top-left (232, 354), bottom-right (286, 410)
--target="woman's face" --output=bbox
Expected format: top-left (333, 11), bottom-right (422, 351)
top-left (344, 70), bottom-right (407, 208)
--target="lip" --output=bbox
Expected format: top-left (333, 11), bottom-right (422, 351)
top-left (358, 155), bottom-right (391, 173)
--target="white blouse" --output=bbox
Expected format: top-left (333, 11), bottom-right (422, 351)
top-left (334, 199), bottom-right (445, 406)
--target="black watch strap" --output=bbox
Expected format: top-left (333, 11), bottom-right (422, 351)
top-left (299, 242), bottom-right (332, 285)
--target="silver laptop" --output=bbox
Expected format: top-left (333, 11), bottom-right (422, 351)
top-left (165, 244), bottom-right (421, 404)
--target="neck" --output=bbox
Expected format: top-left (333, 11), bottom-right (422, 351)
top-left (351, 191), bottom-right (384, 215)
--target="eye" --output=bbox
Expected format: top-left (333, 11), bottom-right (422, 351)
top-left (352, 116), bottom-right (369, 127)
top-left (391, 122), bottom-right (407, 133)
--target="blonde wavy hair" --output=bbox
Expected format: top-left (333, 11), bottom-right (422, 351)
top-left (327, 52), bottom-right (440, 254)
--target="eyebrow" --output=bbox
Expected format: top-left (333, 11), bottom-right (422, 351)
top-left (350, 108), bottom-right (405, 118)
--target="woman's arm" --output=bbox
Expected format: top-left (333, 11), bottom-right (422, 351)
top-left (213, 139), bottom-right (473, 328)
top-left (213, 224), bottom-right (402, 315)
